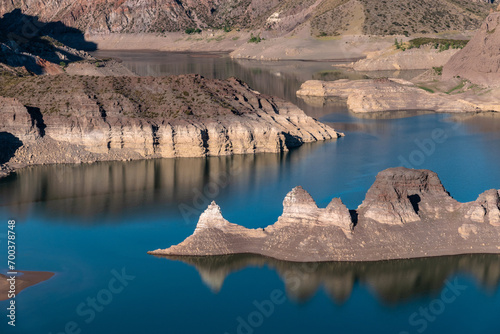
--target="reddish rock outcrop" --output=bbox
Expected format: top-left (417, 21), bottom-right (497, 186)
top-left (149, 167), bottom-right (500, 261)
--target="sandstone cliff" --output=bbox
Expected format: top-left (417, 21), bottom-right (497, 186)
top-left (0, 74), bottom-right (341, 167)
top-left (149, 167), bottom-right (500, 261)
top-left (443, 12), bottom-right (500, 87)
top-left (296, 78), bottom-right (487, 113)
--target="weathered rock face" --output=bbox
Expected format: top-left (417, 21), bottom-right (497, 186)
top-left (357, 168), bottom-right (460, 225)
top-left (0, 97), bottom-right (41, 142)
top-left (463, 189), bottom-right (500, 226)
top-left (149, 167), bottom-right (500, 262)
top-left (276, 186), bottom-right (353, 235)
top-left (443, 12), bottom-right (500, 87)
top-left (0, 74), bottom-right (341, 167)
top-left (351, 47), bottom-right (459, 71)
top-left (296, 78), bottom-right (490, 113)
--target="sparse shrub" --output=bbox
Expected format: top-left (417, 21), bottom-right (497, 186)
top-left (409, 37), bottom-right (468, 50)
top-left (248, 33), bottom-right (263, 43)
top-left (185, 28), bottom-right (202, 34)
top-left (394, 38), bottom-right (400, 49)
top-left (418, 86), bottom-right (435, 93)
top-left (433, 66), bottom-right (443, 76)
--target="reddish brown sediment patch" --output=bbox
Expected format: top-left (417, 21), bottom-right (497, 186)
top-left (0, 271), bottom-right (54, 301)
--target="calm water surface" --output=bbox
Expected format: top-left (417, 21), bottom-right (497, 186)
top-left (1, 52), bottom-right (500, 334)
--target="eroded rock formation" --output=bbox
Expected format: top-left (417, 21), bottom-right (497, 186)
top-left (149, 167), bottom-right (500, 261)
top-left (0, 74), bottom-right (341, 167)
top-left (296, 78), bottom-right (488, 113)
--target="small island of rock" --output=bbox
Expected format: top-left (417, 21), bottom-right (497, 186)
top-left (149, 167), bottom-right (500, 262)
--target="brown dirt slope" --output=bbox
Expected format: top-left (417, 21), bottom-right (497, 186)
top-left (443, 12), bottom-right (500, 87)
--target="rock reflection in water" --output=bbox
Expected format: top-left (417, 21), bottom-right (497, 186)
top-left (0, 154), bottom-right (272, 220)
top-left (0, 141), bottom-right (331, 221)
top-left (449, 112), bottom-right (500, 133)
top-left (159, 254), bottom-right (500, 304)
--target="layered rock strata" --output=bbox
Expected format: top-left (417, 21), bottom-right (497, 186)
top-left (0, 74), bottom-right (341, 168)
top-left (350, 47), bottom-right (458, 71)
top-left (296, 78), bottom-right (489, 113)
top-left (149, 167), bottom-right (500, 262)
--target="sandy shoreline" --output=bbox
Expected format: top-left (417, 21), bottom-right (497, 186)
top-left (86, 32), bottom-right (395, 61)
top-left (0, 271), bottom-right (55, 301)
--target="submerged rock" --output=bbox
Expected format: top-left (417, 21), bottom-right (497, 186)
top-left (149, 167), bottom-right (500, 262)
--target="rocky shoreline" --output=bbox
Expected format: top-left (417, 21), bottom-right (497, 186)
top-left (149, 167), bottom-right (500, 262)
top-left (0, 74), bottom-right (341, 178)
top-left (296, 12), bottom-right (500, 114)
top-left (296, 78), bottom-right (485, 113)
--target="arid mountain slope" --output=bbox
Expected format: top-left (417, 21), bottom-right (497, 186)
top-left (0, 0), bottom-right (495, 36)
top-left (443, 12), bottom-right (500, 87)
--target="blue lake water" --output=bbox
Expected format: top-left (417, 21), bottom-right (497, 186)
top-left (1, 52), bottom-right (500, 334)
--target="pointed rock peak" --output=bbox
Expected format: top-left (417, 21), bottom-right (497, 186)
top-left (200, 201), bottom-right (223, 219)
top-left (283, 186), bottom-right (317, 208)
top-left (195, 202), bottom-right (228, 233)
top-left (326, 197), bottom-right (347, 210)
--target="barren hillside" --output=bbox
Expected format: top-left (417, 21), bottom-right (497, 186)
top-left (0, 0), bottom-right (495, 36)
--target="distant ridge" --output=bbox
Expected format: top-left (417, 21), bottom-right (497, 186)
top-left (0, 0), bottom-right (495, 36)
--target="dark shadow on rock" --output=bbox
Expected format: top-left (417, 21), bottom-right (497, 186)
top-left (0, 132), bottom-right (22, 164)
top-left (26, 106), bottom-right (46, 137)
top-left (408, 194), bottom-right (421, 214)
top-left (349, 210), bottom-right (359, 227)
top-left (0, 9), bottom-right (97, 73)
top-left (282, 133), bottom-right (303, 149)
